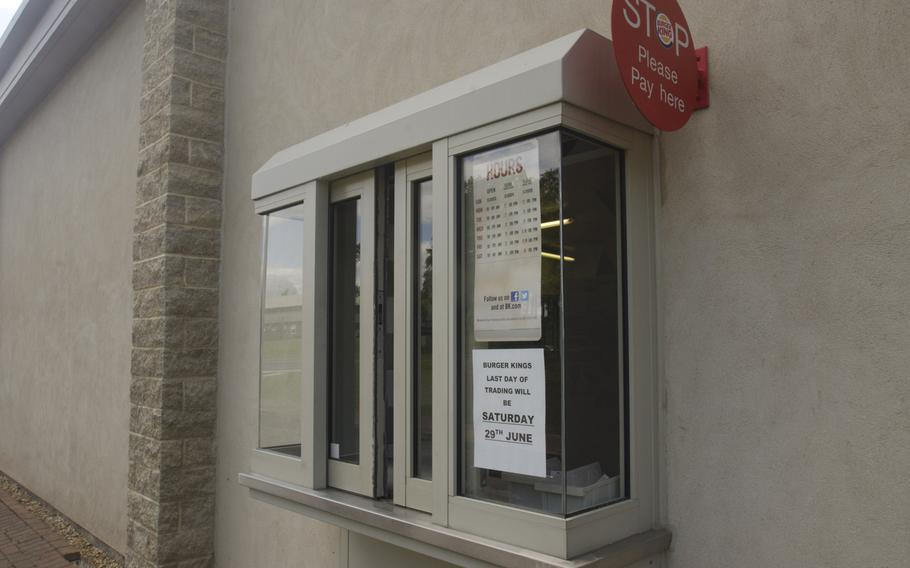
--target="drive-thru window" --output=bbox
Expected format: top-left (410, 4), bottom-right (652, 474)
top-left (241, 29), bottom-right (667, 565)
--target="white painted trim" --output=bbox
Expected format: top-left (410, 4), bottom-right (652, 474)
top-left (0, 0), bottom-right (130, 145)
top-left (251, 29), bottom-right (650, 202)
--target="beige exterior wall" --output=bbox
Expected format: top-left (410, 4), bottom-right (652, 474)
top-left (661, 1), bottom-right (910, 566)
top-left (0, 0), bottom-right (144, 553)
top-left (217, 2), bottom-right (622, 566)
top-left (215, 1), bottom-right (910, 567)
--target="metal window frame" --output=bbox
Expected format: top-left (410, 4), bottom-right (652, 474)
top-left (433, 104), bottom-right (658, 558)
top-left (246, 28), bottom-right (664, 563)
top-left (393, 152), bottom-right (435, 512)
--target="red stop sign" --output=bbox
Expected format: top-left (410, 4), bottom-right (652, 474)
top-left (612, 0), bottom-right (698, 131)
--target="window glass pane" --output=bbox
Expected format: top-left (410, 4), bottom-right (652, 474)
top-left (459, 130), bottom-right (626, 516)
top-left (561, 131), bottom-right (625, 514)
top-left (459, 131), bottom-right (563, 514)
top-left (259, 204), bottom-right (305, 456)
top-left (414, 179), bottom-right (433, 479)
top-left (330, 198), bottom-right (362, 464)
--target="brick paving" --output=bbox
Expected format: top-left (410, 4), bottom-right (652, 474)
top-left (0, 491), bottom-right (78, 568)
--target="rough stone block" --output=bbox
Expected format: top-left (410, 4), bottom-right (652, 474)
top-left (173, 18), bottom-right (194, 51)
top-left (161, 408), bottom-right (215, 439)
top-left (159, 525), bottom-right (214, 563)
top-left (176, 0), bottom-right (227, 34)
top-left (126, 554), bottom-right (159, 568)
top-left (127, 520), bottom-right (159, 562)
top-left (137, 135), bottom-right (189, 177)
top-left (187, 140), bottom-right (222, 171)
top-left (184, 258), bottom-right (218, 288)
top-left (129, 491), bottom-right (179, 534)
top-left (131, 405), bottom-right (163, 438)
top-left (176, 556), bottom-right (214, 568)
top-left (132, 348), bottom-right (165, 377)
top-left (131, 377), bottom-right (183, 409)
top-left (134, 225), bottom-right (167, 262)
top-left (134, 287), bottom-right (165, 318)
top-left (134, 256), bottom-right (186, 290)
top-left (165, 288), bottom-right (218, 318)
top-left (192, 27), bottom-right (225, 59)
top-left (143, 47), bottom-right (175, 94)
top-left (184, 196), bottom-right (221, 228)
top-left (133, 318), bottom-right (167, 348)
top-left (169, 103), bottom-right (223, 141)
top-left (167, 163), bottom-right (221, 199)
top-left (130, 434), bottom-right (183, 470)
top-left (142, 77), bottom-right (192, 123)
top-left (162, 348), bottom-right (217, 377)
top-left (182, 438), bottom-right (214, 466)
top-left (128, 464), bottom-right (160, 501)
top-left (138, 167), bottom-right (167, 203)
top-left (164, 225), bottom-right (219, 257)
top-left (136, 194), bottom-right (186, 232)
top-left (140, 109), bottom-right (169, 149)
top-left (173, 48), bottom-right (224, 88)
top-left (144, 0), bottom-right (177, 46)
top-left (183, 379), bottom-right (216, 411)
top-left (189, 83), bottom-right (222, 113)
top-left (179, 466), bottom-right (216, 499)
top-left (184, 318), bottom-right (217, 348)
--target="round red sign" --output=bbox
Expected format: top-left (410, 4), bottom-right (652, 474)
top-left (611, 0), bottom-right (698, 131)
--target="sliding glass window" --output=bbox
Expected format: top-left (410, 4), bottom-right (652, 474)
top-left (329, 198), bottom-right (362, 465)
top-left (413, 179), bottom-right (433, 480)
top-left (459, 130), bottom-right (627, 516)
top-left (259, 204), bottom-right (305, 457)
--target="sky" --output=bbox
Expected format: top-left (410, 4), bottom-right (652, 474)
top-left (0, 0), bottom-right (23, 41)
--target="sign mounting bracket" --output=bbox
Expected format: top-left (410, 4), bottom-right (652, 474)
top-left (695, 46), bottom-right (710, 110)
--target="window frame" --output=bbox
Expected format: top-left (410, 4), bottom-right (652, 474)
top-left (247, 103), bottom-right (659, 560)
top-left (392, 152), bottom-right (434, 512)
top-left (326, 170), bottom-right (378, 496)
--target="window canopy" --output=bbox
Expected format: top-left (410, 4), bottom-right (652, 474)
top-left (252, 28), bottom-right (650, 202)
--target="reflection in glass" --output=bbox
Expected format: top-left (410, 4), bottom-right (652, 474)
top-left (561, 131), bottom-right (624, 514)
top-left (459, 130), bottom-right (626, 517)
top-left (460, 131), bottom-right (563, 514)
top-left (330, 198), bottom-right (362, 464)
top-left (259, 204), bottom-right (305, 456)
top-left (414, 179), bottom-right (433, 479)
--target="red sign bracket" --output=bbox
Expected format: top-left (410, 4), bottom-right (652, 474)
top-left (695, 46), bottom-right (710, 110)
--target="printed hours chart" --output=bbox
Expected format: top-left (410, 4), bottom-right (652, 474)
top-left (472, 138), bottom-right (543, 342)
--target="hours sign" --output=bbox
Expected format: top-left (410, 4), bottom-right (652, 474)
top-left (612, 0), bottom-right (698, 131)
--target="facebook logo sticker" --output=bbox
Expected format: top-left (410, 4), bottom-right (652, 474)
top-left (510, 291), bottom-right (520, 302)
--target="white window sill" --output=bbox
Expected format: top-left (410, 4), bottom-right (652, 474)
top-left (239, 472), bottom-right (670, 567)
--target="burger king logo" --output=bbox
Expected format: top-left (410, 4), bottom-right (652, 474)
top-left (656, 13), bottom-right (674, 48)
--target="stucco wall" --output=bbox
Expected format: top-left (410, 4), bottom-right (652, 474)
top-left (0, 0), bottom-right (143, 553)
top-left (217, 2), bottom-right (628, 566)
top-left (217, 1), bottom-right (910, 567)
top-left (660, 2), bottom-right (910, 567)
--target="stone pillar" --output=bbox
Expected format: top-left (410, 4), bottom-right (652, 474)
top-left (128, 1), bottom-right (226, 566)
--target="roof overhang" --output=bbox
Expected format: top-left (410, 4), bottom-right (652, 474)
top-left (253, 28), bottom-right (651, 202)
top-left (0, 0), bottom-right (130, 147)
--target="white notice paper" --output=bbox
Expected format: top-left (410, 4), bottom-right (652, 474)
top-left (472, 139), bottom-right (542, 342)
top-left (472, 348), bottom-right (546, 477)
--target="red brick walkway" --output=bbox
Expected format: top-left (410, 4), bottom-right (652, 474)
top-left (0, 491), bottom-right (78, 568)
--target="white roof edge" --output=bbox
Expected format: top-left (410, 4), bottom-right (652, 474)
top-left (252, 28), bottom-right (649, 201)
top-left (0, 0), bottom-right (130, 147)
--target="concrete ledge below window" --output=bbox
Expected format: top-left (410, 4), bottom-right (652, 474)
top-left (239, 472), bottom-right (670, 568)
